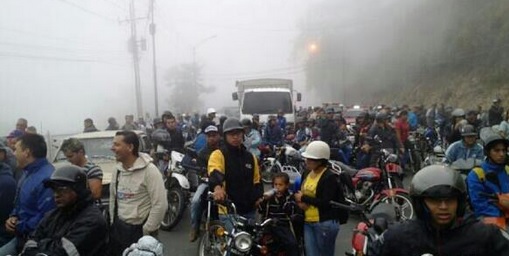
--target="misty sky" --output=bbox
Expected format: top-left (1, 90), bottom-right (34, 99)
top-left (0, 0), bottom-right (319, 135)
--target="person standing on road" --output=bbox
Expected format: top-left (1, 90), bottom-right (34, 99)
top-left (294, 141), bottom-right (344, 256)
top-left (121, 114), bottom-right (139, 131)
top-left (0, 134), bottom-right (56, 255)
top-left (106, 117), bottom-right (120, 131)
top-left (208, 118), bottom-right (263, 229)
top-left (109, 131), bottom-right (168, 256)
top-left (189, 125), bottom-right (221, 242)
top-left (20, 165), bottom-right (108, 256)
top-left (242, 118), bottom-right (262, 158)
top-left (60, 138), bottom-right (104, 200)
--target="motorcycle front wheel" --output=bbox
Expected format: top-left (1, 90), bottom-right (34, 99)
top-left (371, 193), bottom-right (414, 221)
top-left (160, 185), bottom-right (186, 231)
top-left (197, 221), bottom-right (227, 256)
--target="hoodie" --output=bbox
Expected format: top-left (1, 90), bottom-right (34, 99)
top-left (109, 153), bottom-right (168, 235)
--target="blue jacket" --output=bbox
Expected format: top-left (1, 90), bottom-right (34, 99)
top-left (193, 133), bottom-right (207, 153)
top-left (277, 116), bottom-right (287, 130)
top-left (408, 111), bottom-right (418, 130)
top-left (264, 125), bottom-right (283, 147)
top-left (0, 162), bottom-right (16, 240)
top-left (11, 158), bottom-right (55, 237)
top-left (467, 161), bottom-right (509, 218)
top-left (244, 129), bottom-right (262, 157)
top-left (444, 141), bottom-right (484, 164)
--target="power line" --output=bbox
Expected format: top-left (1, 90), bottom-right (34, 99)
top-left (0, 51), bottom-right (127, 66)
top-left (56, 0), bottom-right (117, 22)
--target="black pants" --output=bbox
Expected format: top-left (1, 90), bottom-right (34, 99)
top-left (108, 217), bottom-right (144, 256)
top-left (270, 225), bottom-right (299, 256)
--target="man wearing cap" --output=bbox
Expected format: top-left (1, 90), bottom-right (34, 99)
top-left (19, 165), bottom-right (108, 256)
top-left (189, 125), bottom-right (221, 242)
top-left (0, 134), bottom-right (55, 255)
top-left (6, 129), bottom-right (24, 151)
top-left (0, 143), bottom-right (16, 247)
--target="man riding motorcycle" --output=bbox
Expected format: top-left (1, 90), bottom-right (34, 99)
top-left (373, 165), bottom-right (509, 255)
top-left (444, 124), bottom-right (484, 164)
top-left (467, 127), bottom-right (509, 230)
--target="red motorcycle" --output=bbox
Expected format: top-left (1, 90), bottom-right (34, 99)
top-left (330, 200), bottom-right (398, 256)
top-left (331, 149), bottom-right (414, 221)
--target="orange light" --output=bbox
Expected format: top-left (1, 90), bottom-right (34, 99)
top-left (308, 43), bottom-right (318, 53)
top-left (260, 245), bottom-right (269, 255)
top-left (215, 226), bottom-right (226, 237)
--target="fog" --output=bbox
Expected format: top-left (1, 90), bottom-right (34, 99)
top-left (0, 0), bottom-right (496, 135)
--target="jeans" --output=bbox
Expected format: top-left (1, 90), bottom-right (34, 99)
top-left (304, 220), bottom-right (340, 256)
top-left (0, 237), bottom-right (17, 256)
top-left (190, 183), bottom-right (208, 230)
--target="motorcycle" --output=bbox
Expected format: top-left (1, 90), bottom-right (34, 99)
top-left (449, 158), bottom-right (482, 179)
top-left (198, 192), bottom-right (274, 256)
top-left (260, 144), bottom-right (303, 185)
top-left (330, 149), bottom-right (414, 221)
top-left (330, 200), bottom-right (399, 256)
top-left (161, 148), bottom-right (204, 231)
top-left (423, 144), bottom-right (445, 166)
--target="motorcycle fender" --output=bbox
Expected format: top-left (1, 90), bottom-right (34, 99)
top-left (171, 172), bottom-right (190, 189)
top-left (376, 188), bottom-right (408, 200)
top-left (352, 222), bottom-right (368, 252)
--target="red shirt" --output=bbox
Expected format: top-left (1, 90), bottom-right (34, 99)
top-left (395, 118), bottom-right (409, 143)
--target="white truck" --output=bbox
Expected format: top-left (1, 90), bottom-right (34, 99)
top-left (232, 78), bottom-right (301, 125)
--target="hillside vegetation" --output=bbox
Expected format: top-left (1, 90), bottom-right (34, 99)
top-left (296, 0), bottom-right (509, 108)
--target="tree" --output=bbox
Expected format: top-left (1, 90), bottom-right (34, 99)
top-left (164, 63), bottom-right (215, 114)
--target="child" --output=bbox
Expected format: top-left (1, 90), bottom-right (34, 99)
top-left (259, 172), bottom-right (303, 256)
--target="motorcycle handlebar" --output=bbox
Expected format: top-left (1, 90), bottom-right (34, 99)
top-left (329, 200), bottom-right (364, 213)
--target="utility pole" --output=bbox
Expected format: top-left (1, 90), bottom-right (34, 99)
top-left (129, 0), bottom-right (143, 119)
top-left (150, 0), bottom-right (159, 117)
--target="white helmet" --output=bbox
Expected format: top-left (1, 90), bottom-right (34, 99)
top-left (122, 236), bottom-right (164, 256)
top-left (206, 108), bottom-right (216, 115)
top-left (301, 141), bottom-right (330, 160)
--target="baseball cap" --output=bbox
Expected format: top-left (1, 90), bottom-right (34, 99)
top-left (204, 125), bottom-right (218, 134)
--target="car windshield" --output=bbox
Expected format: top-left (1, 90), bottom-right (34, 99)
top-left (242, 91), bottom-right (292, 114)
top-left (55, 137), bottom-right (114, 162)
top-left (344, 109), bottom-right (364, 118)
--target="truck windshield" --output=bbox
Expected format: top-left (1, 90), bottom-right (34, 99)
top-left (242, 91), bottom-right (292, 114)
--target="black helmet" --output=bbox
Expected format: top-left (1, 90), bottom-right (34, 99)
top-left (44, 165), bottom-right (87, 192)
top-left (480, 127), bottom-right (509, 153)
top-left (241, 118), bottom-right (252, 127)
top-left (222, 118), bottom-right (243, 134)
top-left (460, 124), bottom-right (476, 137)
top-left (153, 117), bottom-right (162, 125)
top-left (410, 165), bottom-right (467, 219)
top-left (375, 112), bottom-right (388, 122)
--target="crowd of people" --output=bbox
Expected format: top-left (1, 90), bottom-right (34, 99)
top-left (1, 96), bottom-right (509, 255)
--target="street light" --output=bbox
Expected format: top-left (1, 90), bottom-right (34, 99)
top-left (192, 34), bottom-right (218, 67)
top-left (192, 35), bottom-right (218, 105)
top-left (308, 42), bottom-right (319, 54)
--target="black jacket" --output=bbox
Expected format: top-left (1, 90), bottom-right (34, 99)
top-left (21, 194), bottom-right (108, 256)
top-left (208, 144), bottom-right (263, 215)
top-left (166, 128), bottom-right (185, 152)
top-left (300, 168), bottom-right (342, 222)
top-left (375, 215), bottom-right (509, 256)
top-left (318, 119), bottom-right (339, 147)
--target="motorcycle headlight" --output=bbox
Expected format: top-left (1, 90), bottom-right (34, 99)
top-left (233, 231), bottom-right (252, 253)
